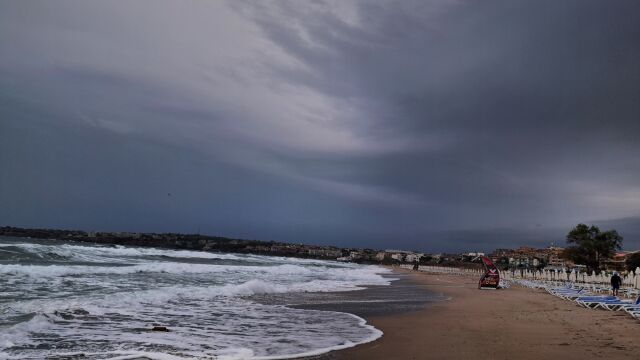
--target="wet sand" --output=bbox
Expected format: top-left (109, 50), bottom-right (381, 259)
top-left (285, 272), bottom-right (444, 317)
top-left (329, 269), bottom-right (640, 360)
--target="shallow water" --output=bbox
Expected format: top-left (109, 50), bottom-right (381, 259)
top-left (0, 236), bottom-right (393, 359)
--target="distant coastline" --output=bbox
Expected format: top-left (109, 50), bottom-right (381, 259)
top-left (0, 225), bottom-right (377, 263)
top-left (0, 226), bottom-right (492, 269)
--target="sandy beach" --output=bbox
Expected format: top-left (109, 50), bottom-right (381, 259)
top-left (331, 269), bottom-right (640, 360)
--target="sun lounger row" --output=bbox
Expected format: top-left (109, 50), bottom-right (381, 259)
top-left (513, 279), bottom-right (640, 320)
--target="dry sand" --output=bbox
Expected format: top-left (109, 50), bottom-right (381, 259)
top-left (332, 269), bottom-right (640, 360)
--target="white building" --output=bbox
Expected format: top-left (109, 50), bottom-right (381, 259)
top-left (405, 253), bottom-right (424, 263)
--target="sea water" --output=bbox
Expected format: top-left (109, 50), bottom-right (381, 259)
top-left (0, 236), bottom-right (392, 359)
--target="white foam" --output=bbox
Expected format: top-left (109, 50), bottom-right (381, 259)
top-left (0, 241), bottom-right (243, 262)
top-left (6, 275), bottom-right (387, 317)
top-left (0, 263), bottom-right (225, 277)
top-left (2, 301), bottom-right (384, 359)
top-left (0, 263), bottom-right (392, 293)
top-left (0, 239), bottom-right (393, 360)
top-left (0, 313), bottom-right (51, 349)
top-left (251, 313), bottom-right (383, 360)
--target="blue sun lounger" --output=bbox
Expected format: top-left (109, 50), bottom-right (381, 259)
top-left (618, 296), bottom-right (640, 312)
top-left (574, 295), bottom-right (617, 308)
top-left (577, 295), bottom-right (640, 311)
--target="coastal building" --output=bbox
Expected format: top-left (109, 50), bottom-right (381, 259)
top-left (383, 249), bottom-right (424, 263)
top-left (404, 253), bottom-right (424, 263)
top-left (604, 251), bottom-right (640, 271)
top-left (466, 252), bottom-right (485, 257)
top-left (546, 247), bottom-right (566, 268)
top-left (488, 246), bottom-right (566, 270)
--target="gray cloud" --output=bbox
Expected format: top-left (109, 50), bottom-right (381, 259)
top-left (1, 0), bottom-right (639, 252)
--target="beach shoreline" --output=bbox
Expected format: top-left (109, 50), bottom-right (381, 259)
top-left (282, 270), bottom-right (445, 318)
top-left (321, 268), bottom-right (640, 360)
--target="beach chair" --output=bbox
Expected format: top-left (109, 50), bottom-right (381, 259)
top-left (557, 292), bottom-right (584, 300)
top-left (618, 296), bottom-right (640, 312)
top-left (574, 295), bottom-right (617, 308)
top-left (595, 295), bottom-right (640, 311)
top-left (622, 308), bottom-right (640, 319)
top-left (549, 287), bottom-right (585, 300)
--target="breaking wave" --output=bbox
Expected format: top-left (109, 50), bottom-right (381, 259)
top-left (0, 237), bottom-right (392, 359)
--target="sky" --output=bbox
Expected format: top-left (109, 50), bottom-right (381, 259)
top-left (1, 0), bottom-right (639, 252)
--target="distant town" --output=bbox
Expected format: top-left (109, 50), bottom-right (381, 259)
top-left (1, 226), bottom-right (637, 272)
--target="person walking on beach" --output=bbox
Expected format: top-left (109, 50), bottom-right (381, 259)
top-left (611, 272), bottom-right (622, 296)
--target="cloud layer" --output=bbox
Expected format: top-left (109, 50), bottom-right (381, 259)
top-left (1, 0), bottom-right (639, 251)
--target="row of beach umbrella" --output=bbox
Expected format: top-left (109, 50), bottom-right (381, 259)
top-left (399, 264), bottom-right (640, 290)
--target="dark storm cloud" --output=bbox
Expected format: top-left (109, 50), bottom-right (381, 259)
top-left (238, 0), bottom-right (640, 228)
top-left (1, 1), bottom-right (639, 252)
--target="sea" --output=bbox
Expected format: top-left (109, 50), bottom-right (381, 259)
top-left (0, 236), bottom-right (397, 360)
